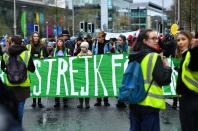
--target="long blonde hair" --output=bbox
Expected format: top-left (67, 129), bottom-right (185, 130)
top-left (175, 31), bottom-right (192, 58)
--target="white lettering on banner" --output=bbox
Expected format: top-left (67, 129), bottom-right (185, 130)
top-left (112, 54), bottom-right (123, 96)
top-left (94, 55), bottom-right (108, 96)
top-left (33, 60), bottom-right (42, 96)
top-left (69, 57), bottom-right (79, 96)
top-left (79, 56), bottom-right (92, 96)
top-left (57, 58), bottom-right (69, 96)
top-left (44, 58), bottom-right (56, 95)
top-left (169, 59), bottom-right (177, 95)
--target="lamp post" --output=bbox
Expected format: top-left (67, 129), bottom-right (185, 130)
top-left (14, 0), bottom-right (17, 35)
top-left (178, 0), bottom-right (180, 27)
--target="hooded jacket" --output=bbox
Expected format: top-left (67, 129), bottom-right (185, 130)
top-left (1, 45), bottom-right (35, 100)
top-left (129, 48), bottom-right (172, 113)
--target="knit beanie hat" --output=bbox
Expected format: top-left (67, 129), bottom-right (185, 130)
top-left (80, 41), bottom-right (89, 49)
top-left (48, 41), bottom-right (55, 47)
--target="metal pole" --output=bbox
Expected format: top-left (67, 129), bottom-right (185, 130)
top-left (162, 0), bottom-right (164, 34)
top-left (178, 0), bottom-right (180, 27)
top-left (175, 0), bottom-right (177, 23)
top-left (138, 7), bottom-right (140, 29)
top-left (190, 0), bottom-right (191, 31)
top-left (14, 0), bottom-right (17, 35)
top-left (72, 1), bottom-right (74, 36)
top-left (46, 21), bottom-right (48, 41)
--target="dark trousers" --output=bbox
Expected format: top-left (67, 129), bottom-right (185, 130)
top-left (33, 98), bottom-right (42, 103)
top-left (96, 97), bottom-right (108, 103)
top-left (129, 109), bottom-right (160, 131)
top-left (55, 97), bottom-right (67, 105)
top-left (79, 98), bottom-right (89, 105)
top-left (179, 96), bottom-right (198, 131)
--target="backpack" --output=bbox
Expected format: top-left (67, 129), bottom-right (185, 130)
top-left (6, 54), bottom-right (27, 84)
top-left (118, 60), bottom-right (153, 104)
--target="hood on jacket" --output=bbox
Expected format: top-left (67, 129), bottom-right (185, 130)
top-left (128, 49), bottom-right (152, 63)
top-left (8, 45), bottom-right (27, 56)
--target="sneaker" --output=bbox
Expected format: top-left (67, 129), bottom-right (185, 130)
top-left (77, 104), bottom-right (83, 109)
top-left (104, 102), bottom-right (110, 107)
top-left (31, 102), bottom-right (36, 108)
top-left (38, 103), bottom-right (44, 108)
top-left (94, 102), bottom-right (102, 106)
top-left (116, 102), bottom-right (127, 108)
top-left (85, 104), bottom-right (90, 109)
top-left (54, 103), bottom-right (60, 108)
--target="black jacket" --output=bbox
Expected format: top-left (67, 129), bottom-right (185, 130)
top-left (31, 44), bottom-right (48, 58)
top-left (1, 45), bottom-right (35, 73)
top-left (129, 48), bottom-right (172, 113)
top-left (176, 46), bottom-right (198, 96)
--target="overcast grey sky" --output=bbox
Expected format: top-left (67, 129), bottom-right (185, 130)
top-left (133, 0), bottom-right (174, 9)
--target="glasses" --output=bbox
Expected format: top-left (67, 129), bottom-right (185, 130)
top-left (148, 37), bottom-right (158, 41)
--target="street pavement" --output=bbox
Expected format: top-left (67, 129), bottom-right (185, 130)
top-left (23, 98), bottom-right (181, 131)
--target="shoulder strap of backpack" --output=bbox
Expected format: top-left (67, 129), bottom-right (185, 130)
top-left (145, 78), bottom-right (154, 97)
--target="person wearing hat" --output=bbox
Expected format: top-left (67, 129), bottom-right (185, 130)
top-left (62, 30), bottom-right (70, 42)
top-left (62, 29), bottom-right (74, 56)
top-left (77, 41), bottom-right (92, 109)
top-left (47, 41), bottom-right (55, 57)
top-left (127, 34), bottom-right (134, 47)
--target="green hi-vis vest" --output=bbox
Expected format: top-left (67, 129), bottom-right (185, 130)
top-left (138, 53), bottom-right (166, 109)
top-left (3, 51), bottom-right (31, 87)
top-left (182, 51), bottom-right (198, 93)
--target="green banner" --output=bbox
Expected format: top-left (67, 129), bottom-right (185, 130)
top-left (21, 11), bottom-right (27, 37)
top-left (0, 54), bottom-right (179, 98)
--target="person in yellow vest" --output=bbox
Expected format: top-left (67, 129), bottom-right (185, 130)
top-left (28, 32), bottom-right (48, 108)
top-left (1, 35), bottom-right (35, 127)
top-left (128, 29), bottom-right (172, 131)
top-left (176, 31), bottom-right (198, 131)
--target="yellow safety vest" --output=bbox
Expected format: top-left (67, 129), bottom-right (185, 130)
top-left (3, 51), bottom-right (31, 87)
top-left (182, 51), bottom-right (198, 93)
top-left (138, 53), bottom-right (166, 109)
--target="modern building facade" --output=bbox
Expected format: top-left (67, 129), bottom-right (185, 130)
top-left (0, 0), bottom-right (167, 37)
top-left (130, 2), bottom-right (166, 32)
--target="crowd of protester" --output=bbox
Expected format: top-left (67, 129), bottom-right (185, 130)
top-left (0, 28), bottom-right (198, 131)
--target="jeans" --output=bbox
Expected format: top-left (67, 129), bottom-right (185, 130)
top-left (17, 100), bottom-right (26, 126)
top-left (129, 109), bottom-right (160, 131)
